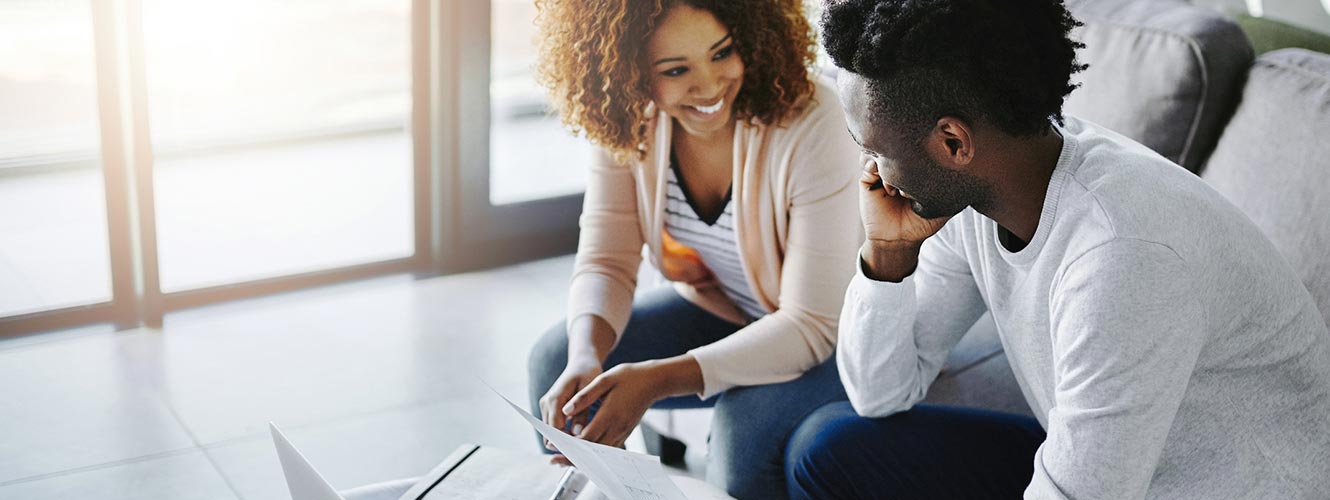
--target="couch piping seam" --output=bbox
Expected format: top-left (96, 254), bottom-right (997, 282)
top-left (1076, 17), bottom-right (1212, 169)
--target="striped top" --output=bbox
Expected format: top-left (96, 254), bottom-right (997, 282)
top-left (663, 160), bottom-right (768, 321)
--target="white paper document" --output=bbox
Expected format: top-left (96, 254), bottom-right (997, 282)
top-left (579, 476), bottom-right (736, 500)
top-left (488, 386), bottom-right (688, 500)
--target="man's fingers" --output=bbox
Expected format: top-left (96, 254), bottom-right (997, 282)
top-left (861, 154), bottom-right (877, 173)
top-left (860, 167), bottom-right (880, 186)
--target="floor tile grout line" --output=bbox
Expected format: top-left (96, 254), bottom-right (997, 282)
top-left (0, 446), bottom-right (200, 489)
top-left (0, 254), bottom-right (573, 493)
top-left (0, 383), bottom-right (499, 492)
top-left (159, 388), bottom-right (248, 500)
top-left (0, 329), bottom-right (118, 354)
top-left (199, 446), bottom-right (249, 500)
top-left (0, 382), bottom-right (539, 492)
top-left (193, 392), bottom-right (496, 450)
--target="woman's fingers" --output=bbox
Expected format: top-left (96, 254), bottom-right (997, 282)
top-left (542, 368), bottom-right (599, 442)
top-left (577, 402), bottom-right (628, 444)
top-left (579, 407), bottom-right (634, 446)
top-left (549, 454), bottom-right (573, 467)
top-left (545, 382), bottom-right (577, 434)
top-left (570, 409), bottom-right (589, 436)
top-left (564, 375), bottom-right (612, 418)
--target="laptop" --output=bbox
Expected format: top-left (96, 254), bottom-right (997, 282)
top-left (270, 422), bottom-right (346, 500)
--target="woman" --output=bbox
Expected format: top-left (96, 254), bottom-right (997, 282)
top-left (527, 0), bottom-right (861, 497)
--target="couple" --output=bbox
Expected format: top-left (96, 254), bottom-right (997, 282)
top-left (526, 0), bottom-right (1330, 499)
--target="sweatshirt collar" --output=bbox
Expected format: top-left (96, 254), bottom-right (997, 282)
top-left (997, 120), bottom-right (1079, 266)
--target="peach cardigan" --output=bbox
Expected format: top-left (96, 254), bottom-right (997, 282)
top-left (566, 78), bottom-right (863, 398)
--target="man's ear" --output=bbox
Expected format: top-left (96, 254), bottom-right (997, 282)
top-left (929, 116), bottom-right (975, 168)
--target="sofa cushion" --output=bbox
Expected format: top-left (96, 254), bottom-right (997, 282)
top-left (1064, 0), bottom-right (1253, 172)
top-left (1202, 48), bottom-right (1330, 322)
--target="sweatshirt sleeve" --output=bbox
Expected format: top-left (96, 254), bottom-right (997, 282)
top-left (565, 149), bottom-right (645, 338)
top-left (686, 97), bottom-right (863, 398)
top-left (836, 218), bottom-right (990, 417)
top-left (1026, 239), bottom-right (1203, 500)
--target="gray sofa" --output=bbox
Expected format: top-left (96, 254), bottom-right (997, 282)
top-left (929, 0), bottom-right (1330, 416)
top-left (644, 0), bottom-right (1330, 459)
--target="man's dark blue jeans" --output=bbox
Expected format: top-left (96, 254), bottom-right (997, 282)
top-left (786, 401), bottom-right (1046, 499)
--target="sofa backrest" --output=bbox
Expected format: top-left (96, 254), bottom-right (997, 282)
top-left (1064, 0), bottom-right (1253, 173)
top-left (1201, 48), bottom-right (1330, 323)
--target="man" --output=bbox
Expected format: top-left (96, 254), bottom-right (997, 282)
top-left (785, 0), bottom-right (1330, 498)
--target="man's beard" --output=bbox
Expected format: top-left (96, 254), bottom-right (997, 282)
top-left (899, 148), bottom-right (992, 220)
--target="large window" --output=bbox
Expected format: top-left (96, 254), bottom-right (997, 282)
top-left (0, 1), bottom-right (112, 318)
top-left (141, 0), bottom-right (415, 291)
top-left (489, 0), bottom-right (591, 205)
top-left (0, 0), bottom-right (585, 336)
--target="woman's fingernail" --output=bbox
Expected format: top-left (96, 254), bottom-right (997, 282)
top-left (573, 424), bottom-right (584, 435)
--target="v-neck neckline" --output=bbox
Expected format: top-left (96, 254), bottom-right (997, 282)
top-left (669, 148), bottom-right (732, 226)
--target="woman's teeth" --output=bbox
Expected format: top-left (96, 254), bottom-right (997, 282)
top-left (692, 98), bottom-right (724, 115)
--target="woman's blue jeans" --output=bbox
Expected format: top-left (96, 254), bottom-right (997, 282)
top-left (527, 287), bottom-right (847, 500)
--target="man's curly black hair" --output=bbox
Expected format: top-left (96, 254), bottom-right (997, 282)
top-left (821, 0), bottom-right (1087, 138)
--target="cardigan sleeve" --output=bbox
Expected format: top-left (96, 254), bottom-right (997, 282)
top-left (565, 149), bottom-right (646, 338)
top-left (687, 95), bottom-right (864, 398)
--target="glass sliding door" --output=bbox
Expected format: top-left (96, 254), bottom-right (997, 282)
top-left (0, 1), bottom-right (113, 317)
top-left (441, 0), bottom-right (582, 271)
top-left (489, 0), bottom-right (592, 206)
top-left (140, 0), bottom-right (416, 292)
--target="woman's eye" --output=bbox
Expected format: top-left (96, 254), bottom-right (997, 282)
top-left (712, 46), bottom-right (734, 61)
top-left (662, 67), bottom-right (687, 77)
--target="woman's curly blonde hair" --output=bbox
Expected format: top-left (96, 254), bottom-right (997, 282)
top-left (535, 0), bottom-right (819, 163)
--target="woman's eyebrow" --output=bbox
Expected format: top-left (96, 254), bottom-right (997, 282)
top-left (652, 33), bottom-right (733, 66)
top-left (709, 33), bottom-right (732, 50)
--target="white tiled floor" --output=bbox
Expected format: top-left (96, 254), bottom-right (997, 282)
top-left (0, 251), bottom-right (1025, 499)
top-left (0, 255), bottom-right (580, 499)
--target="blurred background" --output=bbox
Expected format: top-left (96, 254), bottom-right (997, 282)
top-left (0, 0), bottom-right (1326, 498)
top-left (0, 0), bottom-right (592, 322)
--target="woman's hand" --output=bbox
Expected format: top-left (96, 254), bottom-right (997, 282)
top-left (539, 356), bottom-right (602, 452)
top-left (562, 356), bottom-right (702, 449)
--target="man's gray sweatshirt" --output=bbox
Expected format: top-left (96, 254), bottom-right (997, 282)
top-left (838, 116), bottom-right (1330, 499)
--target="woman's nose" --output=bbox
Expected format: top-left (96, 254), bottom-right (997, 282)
top-left (690, 65), bottom-right (723, 98)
